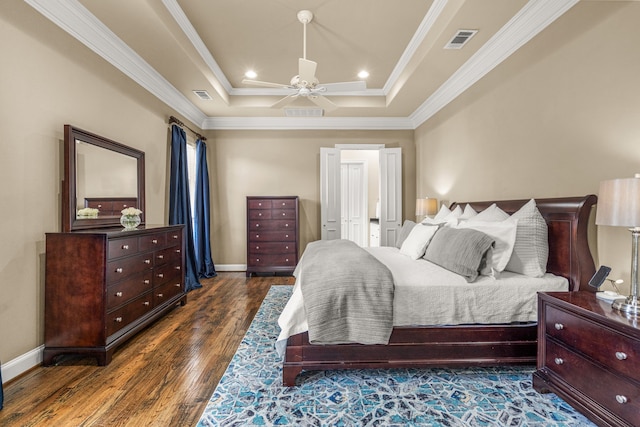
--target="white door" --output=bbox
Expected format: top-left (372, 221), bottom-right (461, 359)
top-left (320, 147), bottom-right (341, 240)
top-left (379, 147), bottom-right (402, 246)
top-left (340, 162), bottom-right (367, 246)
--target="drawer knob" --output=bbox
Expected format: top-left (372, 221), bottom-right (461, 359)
top-left (258, 203), bottom-right (262, 206)
top-left (615, 352), bottom-right (628, 360)
top-left (258, 213), bottom-right (262, 216)
top-left (122, 244), bottom-right (129, 250)
top-left (285, 223), bottom-right (289, 227)
top-left (285, 234), bottom-right (289, 238)
top-left (285, 258), bottom-right (289, 262)
top-left (256, 246), bottom-right (260, 249)
top-left (115, 317), bottom-right (123, 323)
top-left (144, 279), bottom-right (150, 284)
top-left (175, 266), bottom-right (181, 270)
top-left (616, 395), bottom-right (628, 404)
top-left (176, 249), bottom-right (181, 254)
top-left (175, 283), bottom-right (181, 287)
top-left (97, 204), bottom-right (102, 208)
top-left (282, 212), bottom-right (286, 216)
top-left (143, 301), bottom-right (150, 306)
top-left (145, 259), bottom-right (151, 264)
top-left (256, 234), bottom-right (260, 238)
top-left (158, 273), bottom-right (164, 278)
top-left (152, 239), bottom-right (158, 244)
top-left (173, 234), bottom-right (179, 239)
top-left (554, 323), bottom-right (564, 330)
top-left (157, 255), bottom-right (164, 259)
top-left (282, 202), bottom-right (286, 206)
top-left (285, 246), bottom-right (289, 249)
top-left (116, 267), bottom-right (123, 273)
top-left (157, 293), bottom-right (164, 298)
top-left (115, 292), bottom-right (123, 297)
top-left (554, 358), bottom-right (564, 365)
top-left (123, 204), bottom-right (128, 207)
top-left (256, 258), bottom-right (260, 262)
top-left (256, 224), bottom-right (260, 227)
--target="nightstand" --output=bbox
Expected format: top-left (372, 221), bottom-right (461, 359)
top-left (533, 292), bottom-right (640, 427)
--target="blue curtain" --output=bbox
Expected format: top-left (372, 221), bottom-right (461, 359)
top-left (194, 139), bottom-right (217, 278)
top-left (169, 125), bottom-right (201, 291)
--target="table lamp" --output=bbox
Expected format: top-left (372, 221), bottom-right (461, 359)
top-left (595, 174), bottom-right (640, 315)
top-left (416, 197), bottom-right (438, 220)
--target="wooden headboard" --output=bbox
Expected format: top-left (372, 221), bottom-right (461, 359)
top-left (451, 195), bottom-right (597, 292)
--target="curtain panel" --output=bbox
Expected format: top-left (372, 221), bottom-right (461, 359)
top-left (194, 139), bottom-right (217, 278)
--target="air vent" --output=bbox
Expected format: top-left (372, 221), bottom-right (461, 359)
top-left (284, 108), bottom-right (324, 117)
top-left (444, 29), bottom-right (478, 49)
top-left (192, 90), bottom-right (212, 100)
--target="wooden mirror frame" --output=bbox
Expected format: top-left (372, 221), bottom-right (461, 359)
top-left (62, 125), bottom-right (145, 232)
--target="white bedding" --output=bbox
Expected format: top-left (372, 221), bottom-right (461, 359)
top-left (276, 246), bottom-right (568, 357)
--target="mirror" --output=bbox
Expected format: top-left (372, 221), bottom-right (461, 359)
top-left (63, 125), bottom-right (145, 231)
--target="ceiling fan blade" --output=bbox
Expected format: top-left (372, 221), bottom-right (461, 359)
top-left (309, 94), bottom-right (337, 112)
top-left (298, 58), bottom-right (317, 85)
top-left (242, 79), bottom-right (290, 89)
top-left (317, 81), bottom-right (367, 92)
top-left (271, 93), bottom-right (299, 109)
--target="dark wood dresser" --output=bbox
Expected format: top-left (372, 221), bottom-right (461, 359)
top-left (533, 292), bottom-right (640, 427)
top-left (44, 224), bottom-right (186, 366)
top-left (246, 196), bottom-right (299, 277)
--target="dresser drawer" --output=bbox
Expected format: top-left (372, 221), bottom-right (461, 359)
top-left (138, 232), bottom-right (168, 251)
top-left (108, 237), bottom-right (139, 259)
top-left (272, 199), bottom-right (296, 209)
top-left (272, 209), bottom-right (296, 219)
top-left (249, 209), bottom-right (272, 220)
top-left (106, 252), bottom-right (153, 284)
top-left (248, 230), bottom-right (296, 242)
top-left (545, 339), bottom-right (640, 426)
top-left (86, 200), bottom-right (113, 212)
top-left (154, 281), bottom-right (184, 307)
top-left (248, 254), bottom-right (297, 267)
top-left (248, 241), bottom-right (296, 254)
top-left (249, 219), bottom-right (296, 231)
top-left (106, 271), bottom-right (153, 310)
top-left (155, 246), bottom-right (181, 266)
top-left (546, 305), bottom-right (640, 382)
top-left (248, 199), bottom-right (272, 209)
top-left (153, 262), bottom-right (182, 287)
top-left (107, 293), bottom-right (154, 337)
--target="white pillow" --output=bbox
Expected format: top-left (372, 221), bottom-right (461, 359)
top-left (457, 218), bottom-right (518, 276)
top-left (459, 204), bottom-right (478, 220)
top-left (422, 205), bottom-right (461, 226)
top-left (399, 224), bottom-right (440, 260)
top-left (471, 203), bottom-right (510, 222)
top-left (505, 199), bottom-right (548, 277)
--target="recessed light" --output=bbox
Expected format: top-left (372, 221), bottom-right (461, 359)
top-left (245, 70), bottom-right (257, 79)
top-left (357, 70), bottom-right (369, 79)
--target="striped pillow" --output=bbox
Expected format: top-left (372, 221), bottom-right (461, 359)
top-left (505, 199), bottom-right (548, 277)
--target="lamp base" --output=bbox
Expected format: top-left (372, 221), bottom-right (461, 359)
top-left (612, 296), bottom-right (640, 316)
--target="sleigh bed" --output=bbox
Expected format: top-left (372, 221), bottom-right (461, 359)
top-left (279, 195), bottom-right (597, 386)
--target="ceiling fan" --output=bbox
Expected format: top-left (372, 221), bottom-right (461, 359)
top-left (242, 10), bottom-right (366, 112)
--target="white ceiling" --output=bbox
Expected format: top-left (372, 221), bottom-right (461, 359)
top-left (25, 0), bottom-right (583, 130)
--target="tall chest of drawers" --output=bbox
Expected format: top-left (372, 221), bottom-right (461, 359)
top-left (44, 225), bottom-right (186, 366)
top-left (533, 292), bottom-right (640, 427)
top-left (246, 196), bottom-right (299, 277)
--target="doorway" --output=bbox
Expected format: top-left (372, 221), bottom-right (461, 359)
top-left (320, 145), bottom-right (402, 246)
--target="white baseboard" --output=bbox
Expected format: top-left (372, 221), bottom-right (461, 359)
top-left (214, 264), bottom-right (247, 272)
top-left (2, 345), bottom-right (44, 383)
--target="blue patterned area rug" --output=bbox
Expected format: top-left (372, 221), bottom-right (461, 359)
top-left (196, 286), bottom-right (595, 427)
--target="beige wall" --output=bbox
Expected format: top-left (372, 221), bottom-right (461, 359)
top-left (0, 2), bottom-right (183, 365)
top-left (205, 130), bottom-right (415, 264)
top-left (415, 1), bottom-right (640, 294)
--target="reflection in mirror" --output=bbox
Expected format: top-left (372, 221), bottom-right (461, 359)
top-left (75, 140), bottom-right (138, 217)
top-left (63, 125), bottom-right (145, 231)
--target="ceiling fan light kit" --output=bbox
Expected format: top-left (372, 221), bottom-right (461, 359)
top-left (242, 10), bottom-right (366, 114)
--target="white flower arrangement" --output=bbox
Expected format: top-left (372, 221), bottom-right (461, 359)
top-left (121, 207), bottom-right (143, 216)
top-left (77, 207), bottom-right (99, 217)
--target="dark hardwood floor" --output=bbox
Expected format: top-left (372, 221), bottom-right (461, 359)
top-left (0, 272), bottom-right (294, 427)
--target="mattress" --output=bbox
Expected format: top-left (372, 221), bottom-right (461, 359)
top-left (276, 246), bottom-right (568, 357)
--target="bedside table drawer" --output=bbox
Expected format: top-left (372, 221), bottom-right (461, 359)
top-left (545, 339), bottom-right (640, 426)
top-left (546, 305), bottom-right (640, 382)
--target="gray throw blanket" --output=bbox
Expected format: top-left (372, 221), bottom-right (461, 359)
top-left (298, 239), bottom-right (394, 345)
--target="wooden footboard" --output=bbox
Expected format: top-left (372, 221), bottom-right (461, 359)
top-left (283, 324), bottom-right (537, 386)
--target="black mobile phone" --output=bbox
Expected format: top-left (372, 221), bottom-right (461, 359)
top-left (589, 265), bottom-right (611, 289)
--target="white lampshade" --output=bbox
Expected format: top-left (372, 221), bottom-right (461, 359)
top-left (596, 174), bottom-right (640, 228)
top-left (416, 198), bottom-right (438, 216)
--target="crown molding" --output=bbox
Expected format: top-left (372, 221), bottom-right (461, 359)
top-left (25, 0), bottom-right (577, 131)
top-left (202, 116), bottom-right (414, 131)
top-left (25, 0), bottom-right (207, 126)
top-left (409, 0), bottom-right (579, 128)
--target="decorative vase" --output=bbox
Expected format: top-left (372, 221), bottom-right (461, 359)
top-left (120, 214), bottom-right (141, 230)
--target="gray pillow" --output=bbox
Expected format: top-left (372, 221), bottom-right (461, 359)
top-left (395, 220), bottom-right (417, 248)
top-left (424, 227), bottom-right (495, 282)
